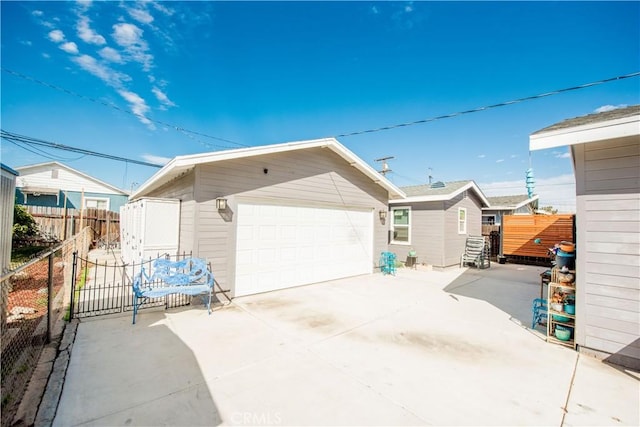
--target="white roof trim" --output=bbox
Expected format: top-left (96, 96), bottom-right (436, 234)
top-left (529, 114), bottom-right (640, 151)
top-left (131, 138), bottom-right (406, 200)
top-left (15, 161), bottom-right (128, 195)
top-left (389, 181), bottom-right (490, 207)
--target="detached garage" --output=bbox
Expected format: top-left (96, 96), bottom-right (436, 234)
top-left (129, 138), bottom-right (405, 297)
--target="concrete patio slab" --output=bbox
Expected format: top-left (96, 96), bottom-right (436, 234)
top-left (51, 265), bottom-right (639, 426)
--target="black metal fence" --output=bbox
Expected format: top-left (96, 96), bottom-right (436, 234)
top-left (70, 252), bottom-right (198, 320)
top-left (1, 228), bottom-right (91, 427)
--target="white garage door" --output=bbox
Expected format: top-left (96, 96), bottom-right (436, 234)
top-left (235, 203), bottom-right (373, 297)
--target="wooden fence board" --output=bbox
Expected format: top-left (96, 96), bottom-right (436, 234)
top-left (25, 206), bottom-right (120, 243)
top-left (502, 214), bottom-right (574, 257)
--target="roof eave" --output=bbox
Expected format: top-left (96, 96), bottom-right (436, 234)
top-left (131, 138), bottom-right (406, 201)
top-left (530, 114), bottom-right (640, 151)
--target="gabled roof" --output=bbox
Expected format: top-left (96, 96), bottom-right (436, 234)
top-left (483, 194), bottom-right (539, 211)
top-left (131, 138), bottom-right (406, 200)
top-left (390, 180), bottom-right (490, 207)
top-left (530, 105), bottom-right (640, 151)
top-left (15, 161), bottom-right (128, 195)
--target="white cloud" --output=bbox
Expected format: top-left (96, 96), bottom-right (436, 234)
top-left (478, 154), bottom-right (486, 159)
top-left (71, 54), bottom-right (130, 87)
top-left (77, 16), bottom-right (106, 45)
top-left (112, 23), bottom-right (153, 70)
top-left (371, 6), bottom-right (379, 14)
top-left (152, 87), bottom-right (175, 108)
top-left (20, 40), bottom-right (33, 46)
top-left (42, 52), bottom-right (51, 59)
top-left (479, 174), bottom-right (576, 213)
top-left (496, 159), bottom-right (505, 163)
top-left (510, 154), bottom-right (518, 158)
top-left (118, 89), bottom-right (155, 129)
top-left (594, 104), bottom-right (628, 113)
top-left (555, 152), bottom-right (571, 159)
top-left (112, 22), bottom-right (144, 46)
top-left (98, 46), bottom-right (123, 63)
top-left (76, 0), bottom-right (93, 11)
top-left (126, 6), bottom-right (154, 25)
top-left (60, 41), bottom-right (79, 54)
top-left (32, 10), bottom-right (44, 17)
top-left (151, 1), bottom-right (174, 16)
top-left (48, 29), bottom-right (65, 42)
top-left (141, 153), bottom-right (171, 165)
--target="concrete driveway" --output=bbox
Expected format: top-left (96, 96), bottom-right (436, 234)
top-left (53, 266), bottom-right (639, 426)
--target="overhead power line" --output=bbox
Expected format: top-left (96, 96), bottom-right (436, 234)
top-left (1, 130), bottom-right (164, 168)
top-left (1, 67), bottom-right (249, 150)
top-left (335, 71), bottom-right (640, 137)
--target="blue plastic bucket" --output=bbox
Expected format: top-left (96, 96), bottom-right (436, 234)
top-left (556, 249), bottom-right (575, 270)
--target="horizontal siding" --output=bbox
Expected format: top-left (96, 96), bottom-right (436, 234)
top-left (17, 166), bottom-right (123, 194)
top-left (582, 139), bottom-right (640, 194)
top-left (390, 201), bottom-right (445, 267)
top-left (574, 138), bottom-right (639, 365)
top-left (444, 193), bottom-right (482, 267)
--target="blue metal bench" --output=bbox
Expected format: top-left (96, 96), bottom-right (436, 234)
top-left (132, 257), bottom-right (214, 324)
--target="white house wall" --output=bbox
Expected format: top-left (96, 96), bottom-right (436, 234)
top-left (573, 138), bottom-right (640, 369)
top-left (16, 165), bottom-right (122, 195)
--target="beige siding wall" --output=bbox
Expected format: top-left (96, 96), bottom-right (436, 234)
top-left (389, 192), bottom-right (482, 268)
top-left (177, 148), bottom-right (389, 295)
top-left (573, 138), bottom-right (640, 369)
top-left (444, 192), bottom-right (483, 267)
top-left (390, 201), bottom-right (445, 267)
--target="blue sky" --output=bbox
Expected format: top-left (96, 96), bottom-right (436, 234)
top-left (2, 1), bottom-right (639, 212)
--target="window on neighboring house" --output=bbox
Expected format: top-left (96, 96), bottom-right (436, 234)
top-left (84, 198), bottom-right (109, 210)
top-left (391, 207), bottom-right (410, 244)
top-left (482, 215), bottom-right (495, 225)
top-left (458, 207), bottom-right (467, 234)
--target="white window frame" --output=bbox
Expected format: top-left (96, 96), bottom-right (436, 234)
top-left (84, 197), bottom-right (110, 211)
top-left (391, 206), bottom-right (411, 245)
top-left (458, 207), bottom-right (467, 234)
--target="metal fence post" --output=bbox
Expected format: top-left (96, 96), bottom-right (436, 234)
top-left (47, 252), bottom-right (54, 343)
top-left (70, 250), bottom-right (78, 320)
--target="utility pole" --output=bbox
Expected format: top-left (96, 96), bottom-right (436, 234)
top-left (428, 167), bottom-right (433, 185)
top-left (375, 156), bottom-right (394, 176)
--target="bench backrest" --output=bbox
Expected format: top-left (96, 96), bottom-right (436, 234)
top-left (133, 257), bottom-right (214, 296)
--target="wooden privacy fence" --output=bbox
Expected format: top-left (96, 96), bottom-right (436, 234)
top-left (502, 214), bottom-right (575, 258)
top-left (25, 206), bottom-right (120, 243)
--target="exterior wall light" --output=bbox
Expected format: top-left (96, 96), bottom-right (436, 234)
top-left (216, 198), bottom-right (227, 210)
top-left (379, 210), bottom-right (387, 221)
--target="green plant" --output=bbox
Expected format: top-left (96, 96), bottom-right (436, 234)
top-left (64, 266), bottom-right (88, 321)
top-left (12, 204), bottom-right (39, 239)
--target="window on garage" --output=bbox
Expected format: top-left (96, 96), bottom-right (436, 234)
top-left (391, 207), bottom-right (410, 244)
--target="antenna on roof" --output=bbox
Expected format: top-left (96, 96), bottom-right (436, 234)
top-left (375, 156), bottom-right (394, 176)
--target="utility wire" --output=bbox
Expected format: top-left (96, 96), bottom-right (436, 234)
top-left (1, 130), bottom-right (163, 168)
top-left (335, 71), bottom-right (640, 137)
top-left (1, 67), bottom-right (249, 149)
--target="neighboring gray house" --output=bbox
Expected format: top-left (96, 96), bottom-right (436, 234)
top-left (388, 180), bottom-right (490, 269)
top-left (129, 138), bottom-right (405, 298)
top-left (530, 105), bottom-right (639, 369)
top-left (482, 194), bottom-right (539, 225)
top-left (1, 163), bottom-right (19, 328)
top-left (15, 161), bottom-right (128, 213)
top-left (1, 163), bottom-right (18, 274)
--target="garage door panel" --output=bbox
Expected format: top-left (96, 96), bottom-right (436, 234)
top-left (235, 204), bottom-right (373, 297)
